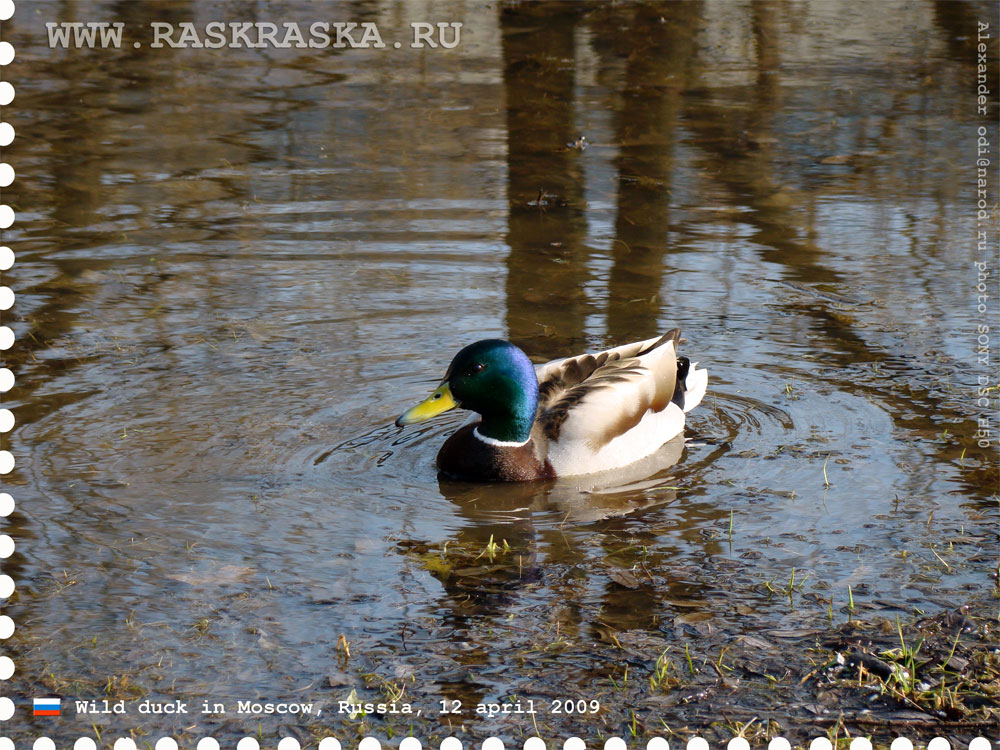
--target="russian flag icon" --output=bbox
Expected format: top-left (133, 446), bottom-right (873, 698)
top-left (33, 697), bottom-right (60, 716)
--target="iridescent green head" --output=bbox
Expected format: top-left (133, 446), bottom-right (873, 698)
top-left (396, 339), bottom-right (539, 443)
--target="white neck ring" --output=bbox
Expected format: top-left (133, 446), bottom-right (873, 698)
top-left (473, 426), bottom-right (530, 448)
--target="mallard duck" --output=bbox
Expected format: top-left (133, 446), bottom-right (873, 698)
top-left (395, 330), bottom-right (708, 482)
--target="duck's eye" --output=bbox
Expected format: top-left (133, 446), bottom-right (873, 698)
top-left (466, 363), bottom-right (486, 376)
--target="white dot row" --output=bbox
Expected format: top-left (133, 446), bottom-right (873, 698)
top-left (0, 0), bottom-right (16, 740)
top-left (0, 737), bottom-right (994, 750)
top-left (0, 0), bottom-right (13, 550)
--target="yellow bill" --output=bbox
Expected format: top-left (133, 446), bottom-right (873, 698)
top-left (396, 382), bottom-right (458, 426)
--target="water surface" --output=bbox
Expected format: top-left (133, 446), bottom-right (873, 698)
top-left (2, 0), bottom-right (998, 744)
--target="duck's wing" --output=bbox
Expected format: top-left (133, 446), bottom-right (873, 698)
top-left (534, 329), bottom-right (681, 449)
top-left (533, 331), bottom-right (672, 394)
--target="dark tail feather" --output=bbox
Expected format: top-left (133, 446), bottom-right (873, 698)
top-left (671, 356), bottom-right (691, 410)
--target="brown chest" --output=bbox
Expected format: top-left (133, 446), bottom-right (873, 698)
top-left (436, 425), bottom-right (555, 482)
